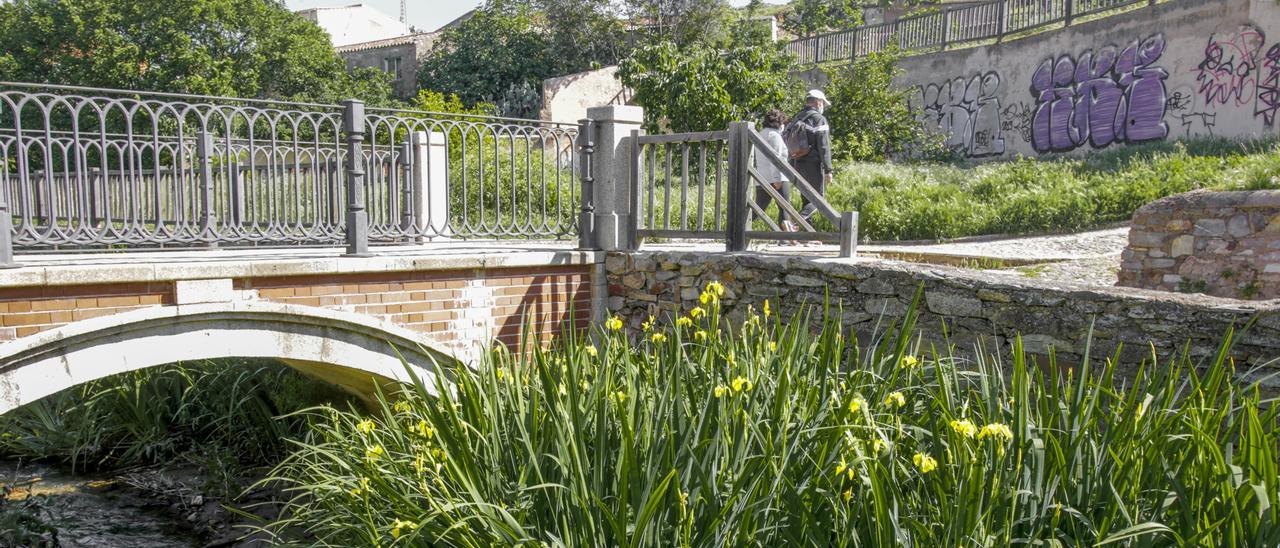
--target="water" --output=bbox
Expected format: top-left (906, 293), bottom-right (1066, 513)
top-left (1, 460), bottom-right (265, 547)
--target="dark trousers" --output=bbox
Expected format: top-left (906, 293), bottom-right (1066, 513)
top-left (753, 181), bottom-right (791, 225)
top-left (791, 159), bottom-right (825, 220)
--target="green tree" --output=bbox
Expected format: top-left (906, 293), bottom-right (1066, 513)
top-left (618, 41), bottom-right (799, 133)
top-left (623, 0), bottom-right (732, 47)
top-left (782, 0), bottom-right (862, 38)
top-left (529, 0), bottom-right (630, 73)
top-left (824, 50), bottom-right (942, 161)
top-left (0, 0), bottom-right (393, 104)
top-left (417, 1), bottom-right (554, 118)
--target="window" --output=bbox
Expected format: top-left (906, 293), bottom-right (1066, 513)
top-left (382, 56), bottom-right (402, 81)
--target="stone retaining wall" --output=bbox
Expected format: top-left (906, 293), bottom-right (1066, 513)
top-left (1119, 190), bottom-right (1280, 300)
top-left (606, 252), bottom-right (1280, 373)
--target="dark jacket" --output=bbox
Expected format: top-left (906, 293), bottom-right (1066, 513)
top-left (789, 106), bottom-right (833, 173)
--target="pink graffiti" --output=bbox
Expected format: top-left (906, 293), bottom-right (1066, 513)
top-left (1195, 25), bottom-right (1266, 107)
top-left (1031, 34), bottom-right (1169, 153)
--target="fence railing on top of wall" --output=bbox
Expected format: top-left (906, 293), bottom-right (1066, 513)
top-left (786, 0), bottom-right (1162, 65)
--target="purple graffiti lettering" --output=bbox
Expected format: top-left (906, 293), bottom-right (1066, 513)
top-left (1031, 34), bottom-right (1169, 154)
top-left (1195, 25), bottom-right (1265, 107)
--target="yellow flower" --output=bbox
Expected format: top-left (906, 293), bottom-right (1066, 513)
top-left (651, 332), bottom-right (668, 343)
top-left (391, 518), bottom-right (418, 539)
top-left (694, 330), bottom-right (707, 341)
top-left (393, 401), bottom-right (411, 413)
top-left (848, 397), bottom-right (866, 414)
top-left (869, 438), bottom-right (886, 454)
top-left (585, 345), bottom-right (598, 357)
top-left (642, 316), bottom-right (655, 332)
top-left (706, 281), bottom-right (725, 296)
top-left (731, 376), bottom-right (753, 393)
top-left (768, 341), bottom-right (778, 352)
top-left (901, 355), bottom-right (920, 369)
top-left (496, 368), bottom-right (506, 380)
top-left (605, 316), bottom-right (624, 331)
top-left (763, 299), bottom-right (771, 317)
top-left (414, 420), bottom-right (433, 439)
top-left (700, 291), bottom-right (714, 305)
top-left (689, 306), bottom-right (707, 319)
top-left (835, 455), bottom-right (847, 476)
top-left (680, 491), bottom-right (690, 506)
top-left (978, 422), bottom-right (1014, 442)
top-left (913, 452), bottom-right (937, 474)
top-left (713, 385), bottom-right (729, 398)
top-left (365, 444), bottom-right (384, 461)
top-left (884, 391), bottom-right (906, 408)
top-left (609, 390), bottom-right (627, 404)
top-left (350, 476), bottom-right (370, 496)
top-left (950, 419), bottom-right (978, 438)
top-left (558, 383), bottom-right (568, 396)
top-left (842, 489), bottom-right (853, 502)
top-left (676, 317), bottom-right (693, 328)
top-left (356, 420), bottom-right (377, 434)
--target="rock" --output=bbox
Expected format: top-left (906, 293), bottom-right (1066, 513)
top-left (925, 291), bottom-right (983, 317)
top-left (864, 297), bottom-right (906, 317)
top-left (1169, 235), bottom-right (1194, 257)
top-left (1227, 214), bottom-right (1253, 238)
top-left (680, 287), bottom-right (701, 301)
top-left (747, 285), bottom-right (788, 297)
top-left (633, 257), bottom-right (656, 272)
top-left (856, 277), bottom-right (896, 295)
top-left (976, 289), bottom-right (1012, 303)
top-left (607, 296), bottom-right (625, 311)
top-left (1193, 219), bottom-right (1227, 237)
top-left (784, 274), bottom-right (826, 287)
top-left (605, 255), bottom-right (628, 274)
top-left (622, 272), bottom-right (646, 290)
top-left (655, 270), bottom-right (680, 282)
top-left (1128, 231), bottom-right (1166, 247)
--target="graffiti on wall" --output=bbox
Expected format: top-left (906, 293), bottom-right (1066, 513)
top-left (1194, 25), bottom-right (1266, 108)
top-left (915, 72), bottom-right (1006, 158)
top-left (1030, 34), bottom-right (1170, 154)
top-left (1255, 44), bottom-right (1280, 127)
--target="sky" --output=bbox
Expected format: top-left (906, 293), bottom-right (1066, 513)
top-left (286, 1), bottom-right (785, 34)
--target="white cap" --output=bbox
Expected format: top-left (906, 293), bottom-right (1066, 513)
top-left (806, 89), bottom-right (830, 106)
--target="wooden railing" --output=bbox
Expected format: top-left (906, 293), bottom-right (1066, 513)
top-left (786, 0), bottom-right (1161, 65)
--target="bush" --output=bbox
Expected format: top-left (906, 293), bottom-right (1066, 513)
top-left (828, 137), bottom-right (1280, 241)
top-left (824, 50), bottom-right (946, 162)
top-left (264, 286), bottom-right (1280, 546)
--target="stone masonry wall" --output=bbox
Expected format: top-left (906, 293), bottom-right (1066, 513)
top-left (606, 252), bottom-right (1280, 372)
top-left (1119, 190), bottom-right (1280, 300)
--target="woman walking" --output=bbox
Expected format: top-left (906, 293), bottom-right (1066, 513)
top-left (753, 109), bottom-right (799, 234)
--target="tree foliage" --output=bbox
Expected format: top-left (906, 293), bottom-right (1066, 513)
top-left (782, 0), bottom-right (862, 38)
top-left (529, 0), bottom-right (630, 73)
top-left (418, 1), bottom-right (554, 118)
top-left (623, 0), bottom-right (732, 47)
top-left (618, 41), bottom-right (799, 134)
top-left (0, 0), bottom-right (393, 104)
top-left (824, 50), bottom-right (941, 161)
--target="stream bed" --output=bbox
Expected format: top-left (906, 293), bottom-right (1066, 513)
top-left (1, 459), bottom-right (277, 547)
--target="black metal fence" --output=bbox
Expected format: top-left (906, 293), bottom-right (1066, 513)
top-left (0, 82), bottom-right (581, 257)
top-left (787, 0), bottom-right (1160, 65)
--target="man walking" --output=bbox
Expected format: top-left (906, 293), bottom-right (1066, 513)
top-left (786, 89), bottom-right (833, 221)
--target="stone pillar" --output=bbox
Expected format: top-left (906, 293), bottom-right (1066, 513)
top-left (584, 105), bottom-right (644, 251)
top-left (412, 131), bottom-right (450, 240)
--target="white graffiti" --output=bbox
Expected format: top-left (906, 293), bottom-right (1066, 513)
top-left (915, 72), bottom-right (1006, 158)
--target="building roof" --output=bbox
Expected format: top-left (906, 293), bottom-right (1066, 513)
top-left (296, 3), bottom-right (411, 48)
top-left (335, 31), bottom-right (437, 54)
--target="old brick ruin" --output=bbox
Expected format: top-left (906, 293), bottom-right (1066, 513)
top-left (1119, 190), bottom-right (1280, 300)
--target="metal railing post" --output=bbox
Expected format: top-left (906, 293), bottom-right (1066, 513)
top-left (627, 129), bottom-right (641, 250)
top-left (196, 131), bottom-right (217, 246)
top-left (577, 118), bottom-right (596, 250)
top-left (997, 0), bottom-right (1007, 41)
top-left (725, 121), bottom-right (750, 253)
top-left (342, 99), bottom-right (371, 257)
top-left (1064, 0), bottom-right (1074, 26)
top-left (0, 175), bottom-right (18, 268)
top-left (839, 211), bottom-right (858, 258)
top-left (399, 139), bottom-right (414, 241)
top-left (941, 7), bottom-right (951, 50)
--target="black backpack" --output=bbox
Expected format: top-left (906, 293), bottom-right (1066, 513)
top-left (783, 111), bottom-right (818, 159)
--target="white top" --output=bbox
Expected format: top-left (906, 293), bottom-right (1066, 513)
top-left (753, 127), bottom-right (789, 184)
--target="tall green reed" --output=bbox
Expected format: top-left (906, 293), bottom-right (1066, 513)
top-left (263, 284), bottom-right (1279, 546)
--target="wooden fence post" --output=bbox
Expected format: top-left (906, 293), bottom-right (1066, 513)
top-left (725, 122), bottom-right (751, 253)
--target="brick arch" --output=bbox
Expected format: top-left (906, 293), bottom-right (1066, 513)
top-left (0, 301), bottom-right (457, 415)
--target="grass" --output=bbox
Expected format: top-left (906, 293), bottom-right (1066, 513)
top-left (260, 285), bottom-right (1280, 546)
top-left (826, 137), bottom-right (1280, 241)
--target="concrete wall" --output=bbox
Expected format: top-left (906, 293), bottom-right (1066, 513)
top-left (605, 251), bottom-right (1280, 377)
top-left (808, 0), bottom-right (1280, 159)
top-left (1119, 190), bottom-right (1280, 299)
top-left (541, 66), bottom-right (627, 125)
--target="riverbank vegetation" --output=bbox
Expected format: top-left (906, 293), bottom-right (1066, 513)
top-left (827, 137), bottom-right (1280, 241)
top-left (262, 286), bottom-right (1280, 546)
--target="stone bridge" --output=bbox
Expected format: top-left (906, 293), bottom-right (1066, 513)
top-left (0, 245), bottom-right (598, 413)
